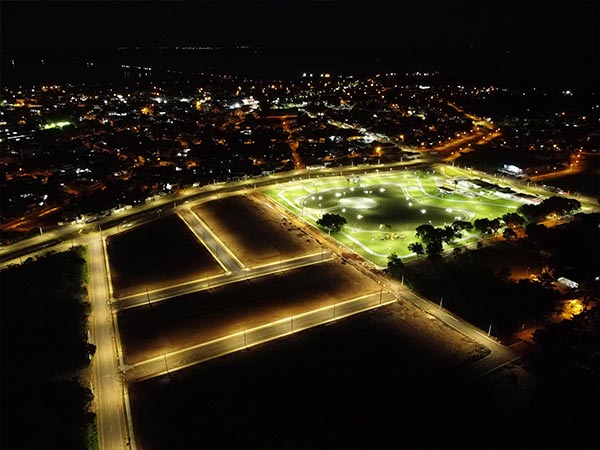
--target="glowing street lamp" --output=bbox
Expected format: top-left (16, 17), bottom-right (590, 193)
top-left (356, 214), bottom-right (363, 231)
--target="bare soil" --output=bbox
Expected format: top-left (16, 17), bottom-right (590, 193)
top-left (118, 260), bottom-right (382, 364)
top-left (456, 240), bottom-right (545, 280)
top-left (107, 214), bottom-right (223, 298)
top-left (192, 194), bottom-right (323, 266)
top-left (129, 297), bottom-right (491, 450)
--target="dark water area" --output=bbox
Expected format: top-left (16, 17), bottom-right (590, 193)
top-left (2, 46), bottom-right (598, 88)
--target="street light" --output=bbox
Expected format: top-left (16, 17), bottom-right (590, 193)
top-left (356, 214), bottom-right (363, 231)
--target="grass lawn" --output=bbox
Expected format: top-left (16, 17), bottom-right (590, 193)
top-left (264, 165), bottom-right (536, 267)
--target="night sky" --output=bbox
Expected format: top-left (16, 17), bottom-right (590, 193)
top-left (2, 0), bottom-right (599, 54)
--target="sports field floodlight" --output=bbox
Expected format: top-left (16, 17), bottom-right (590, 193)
top-left (421, 209), bottom-right (427, 214)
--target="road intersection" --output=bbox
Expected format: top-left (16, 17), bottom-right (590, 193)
top-left (0, 160), bottom-right (548, 450)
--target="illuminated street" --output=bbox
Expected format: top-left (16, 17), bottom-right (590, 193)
top-left (177, 206), bottom-right (244, 273)
top-left (87, 236), bottom-right (131, 450)
top-left (2, 3), bottom-right (598, 446)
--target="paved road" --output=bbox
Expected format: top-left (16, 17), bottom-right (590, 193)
top-left (0, 159), bottom-right (560, 450)
top-left (177, 206), bottom-right (245, 273)
top-left (123, 290), bottom-right (397, 383)
top-left (87, 236), bottom-right (130, 450)
top-left (0, 159), bottom-right (430, 261)
top-left (114, 250), bottom-right (334, 311)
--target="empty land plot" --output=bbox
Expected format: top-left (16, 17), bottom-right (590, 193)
top-left (117, 260), bottom-right (381, 364)
top-left (129, 300), bottom-right (490, 450)
top-left (456, 241), bottom-right (545, 280)
top-left (107, 214), bottom-right (223, 298)
top-left (192, 194), bottom-right (322, 266)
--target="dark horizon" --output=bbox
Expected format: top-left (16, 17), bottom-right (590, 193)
top-left (2, 1), bottom-right (599, 86)
top-left (2, 1), bottom-right (598, 53)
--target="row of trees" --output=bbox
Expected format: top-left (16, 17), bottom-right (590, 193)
top-left (406, 196), bottom-right (581, 259)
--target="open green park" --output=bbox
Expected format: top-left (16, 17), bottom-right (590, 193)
top-left (264, 165), bottom-right (545, 267)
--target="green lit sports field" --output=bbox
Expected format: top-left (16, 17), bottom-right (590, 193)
top-left (264, 165), bottom-right (544, 268)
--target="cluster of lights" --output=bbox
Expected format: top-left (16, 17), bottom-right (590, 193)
top-left (41, 121), bottom-right (71, 130)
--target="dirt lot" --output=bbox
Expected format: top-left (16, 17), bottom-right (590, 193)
top-left (129, 298), bottom-right (491, 450)
top-left (118, 260), bottom-right (383, 364)
top-left (458, 241), bottom-right (545, 280)
top-left (192, 194), bottom-right (323, 266)
top-left (107, 214), bottom-right (223, 298)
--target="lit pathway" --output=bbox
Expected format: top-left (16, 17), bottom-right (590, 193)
top-left (114, 250), bottom-right (334, 311)
top-left (177, 206), bottom-right (245, 273)
top-left (87, 236), bottom-right (133, 450)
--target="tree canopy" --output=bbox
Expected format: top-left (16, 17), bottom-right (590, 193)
top-left (317, 213), bottom-right (347, 232)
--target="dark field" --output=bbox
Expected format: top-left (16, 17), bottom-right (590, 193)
top-left (107, 214), bottom-right (223, 298)
top-left (456, 241), bottom-right (545, 280)
top-left (129, 301), bottom-right (490, 450)
top-left (192, 194), bottom-right (323, 266)
top-left (118, 260), bottom-right (382, 364)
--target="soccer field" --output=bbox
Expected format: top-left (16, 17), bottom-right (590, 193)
top-left (263, 165), bottom-right (541, 268)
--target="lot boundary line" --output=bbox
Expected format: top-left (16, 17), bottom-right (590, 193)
top-left (124, 290), bottom-right (396, 383)
top-left (113, 251), bottom-right (335, 310)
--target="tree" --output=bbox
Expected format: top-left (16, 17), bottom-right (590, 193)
top-left (415, 224), bottom-right (435, 242)
top-left (316, 213), bottom-right (347, 233)
top-left (502, 212), bottom-right (525, 229)
top-left (452, 220), bottom-right (473, 232)
top-left (525, 223), bottom-right (548, 242)
top-left (426, 239), bottom-right (443, 259)
top-left (473, 217), bottom-right (502, 236)
top-left (408, 242), bottom-right (425, 257)
top-left (442, 225), bottom-right (459, 244)
top-left (489, 218), bottom-right (502, 234)
top-left (386, 253), bottom-right (404, 279)
top-left (542, 196), bottom-right (581, 216)
top-left (518, 203), bottom-right (543, 223)
top-left (503, 227), bottom-right (518, 241)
